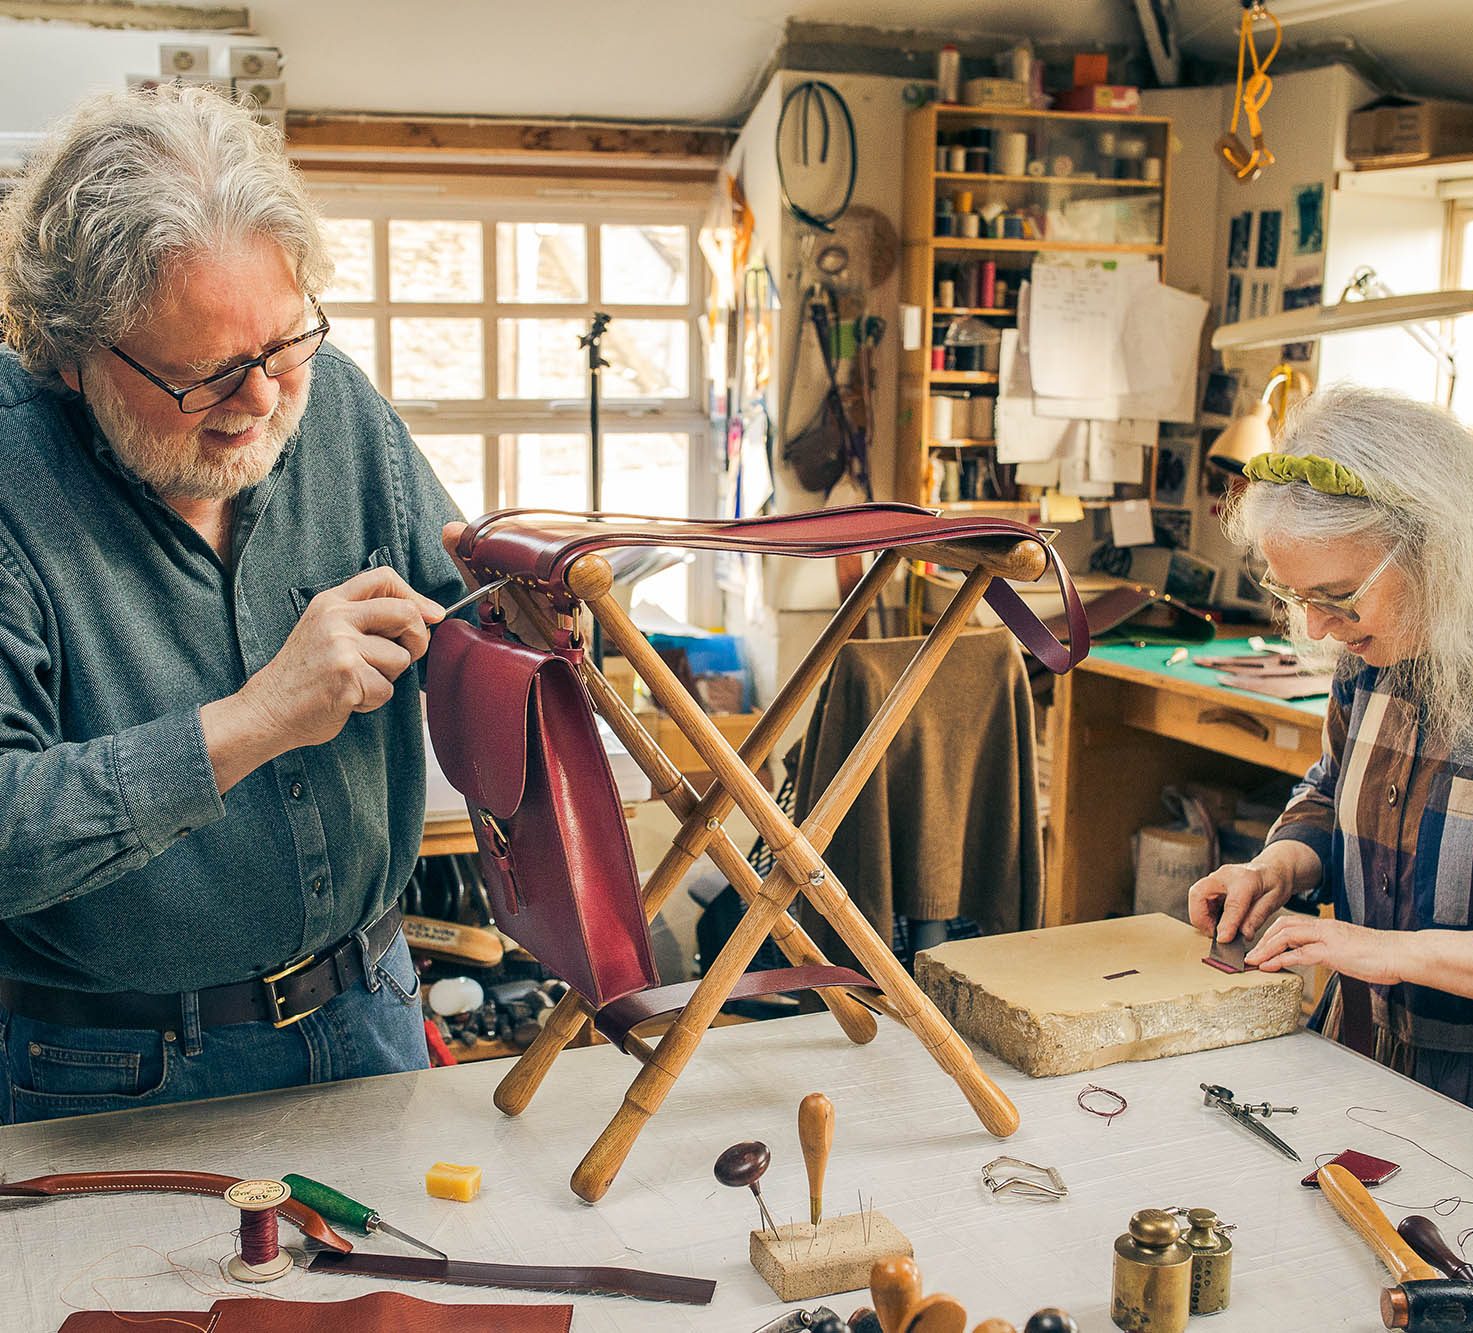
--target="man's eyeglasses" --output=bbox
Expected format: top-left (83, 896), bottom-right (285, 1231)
top-left (110, 299), bottom-right (330, 414)
top-left (1258, 544), bottom-right (1399, 624)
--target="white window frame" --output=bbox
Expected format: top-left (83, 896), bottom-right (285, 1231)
top-left (306, 173), bottom-right (717, 621)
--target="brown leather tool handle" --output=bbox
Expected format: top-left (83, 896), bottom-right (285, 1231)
top-left (0, 1170), bottom-right (352, 1253)
top-left (1318, 1165), bottom-right (1440, 1284)
top-left (1397, 1215), bottom-right (1473, 1281)
top-left (1197, 707), bottom-right (1270, 741)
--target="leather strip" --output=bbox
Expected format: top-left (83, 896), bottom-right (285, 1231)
top-left (456, 505), bottom-right (1088, 676)
top-left (594, 965), bottom-right (877, 1050)
top-left (307, 1250), bottom-right (717, 1305)
top-left (0, 907), bottom-right (402, 1031)
top-left (0, 1171), bottom-right (352, 1253)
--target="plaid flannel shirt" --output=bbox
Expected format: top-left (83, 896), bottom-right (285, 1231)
top-left (1267, 659), bottom-right (1473, 1051)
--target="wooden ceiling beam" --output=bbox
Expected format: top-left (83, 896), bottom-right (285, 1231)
top-left (0, 1), bottom-right (250, 30)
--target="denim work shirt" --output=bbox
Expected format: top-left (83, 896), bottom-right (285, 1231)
top-left (1268, 658), bottom-right (1473, 1051)
top-left (0, 345), bottom-right (465, 992)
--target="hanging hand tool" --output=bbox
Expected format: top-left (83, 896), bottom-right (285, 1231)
top-left (281, 1173), bottom-right (446, 1260)
top-left (799, 1092), bottom-right (834, 1227)
top-left (1199, 1084), bottom-right (1301, 1161)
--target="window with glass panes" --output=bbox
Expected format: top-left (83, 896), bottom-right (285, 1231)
top-left (309, 180), bottom-right (710, 621)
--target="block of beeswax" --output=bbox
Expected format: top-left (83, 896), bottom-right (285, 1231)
top-left (425, 1160), bottom-right (482, 1201)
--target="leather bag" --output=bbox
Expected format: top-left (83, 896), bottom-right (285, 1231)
top-left (425, 617), bottom-right (657, 1008)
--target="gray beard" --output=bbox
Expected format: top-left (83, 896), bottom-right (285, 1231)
top-left (85, 366), bottom-right (309, 502)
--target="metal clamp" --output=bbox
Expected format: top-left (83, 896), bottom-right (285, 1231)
top-left (981, 1155), bottom-right (1068, 1201)
top-left (749, 1308), bottom-right (846, 1333)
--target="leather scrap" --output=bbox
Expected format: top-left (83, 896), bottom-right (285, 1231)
top-left (56, 1291), bottom-right (573, 1331)
top-left (307, 1249), bottom-right (716, 1305)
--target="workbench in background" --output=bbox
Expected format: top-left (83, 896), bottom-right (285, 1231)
top-left (1046, 638), bottom-right (1327, 927)
top-left (1, 1013), bottom-right (1462, 1331)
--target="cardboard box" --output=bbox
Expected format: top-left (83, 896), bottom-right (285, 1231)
top-left (233, 77), bottom-right (286, 109)
top-left (159, 44), bottom-right (210, 76)
top-left (962, 76), bottom-right (1028, 108)
top-left (230, 46), bottom-right (283, 78)
top-left (1054, 84), bottom-right (1141, 115)
top-left (1347, 94), bottom-right (1473, 165)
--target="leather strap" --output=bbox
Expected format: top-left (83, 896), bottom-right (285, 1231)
top-left (307, 1250), bottom-right (717, 1306)
top-left (594, 965), bottom-right (877, 1050)
top-left (0, 1170), bottom-right (352, 1252)
top-left (457, 505), bottom-right (1088, 675)
top-left (0, 906), bottom-right (402, 1031)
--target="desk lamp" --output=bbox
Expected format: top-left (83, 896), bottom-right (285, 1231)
top-left (1206, 363), bottom-right (1310, 476)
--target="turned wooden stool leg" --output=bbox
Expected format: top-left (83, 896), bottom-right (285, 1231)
top-left (568, 561), bottom-right (1019, 1199)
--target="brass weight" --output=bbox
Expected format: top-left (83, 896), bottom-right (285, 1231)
top-left (1111, 1209), bottom-right (1192, 1333)
top-left (1183, 1208), bottom-right (1233, 1315)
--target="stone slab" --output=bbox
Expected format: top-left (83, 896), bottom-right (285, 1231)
top-left (915, 913), bottom-right (1303, 1077)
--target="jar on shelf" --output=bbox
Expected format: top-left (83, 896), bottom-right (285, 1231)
top-left (943, 316), bottom-right (1001, 373)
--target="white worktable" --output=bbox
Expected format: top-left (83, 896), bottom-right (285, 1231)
top-left (3, 1013), bottom-right (1470, 1332)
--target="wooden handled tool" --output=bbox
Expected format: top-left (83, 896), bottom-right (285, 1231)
top-left (871, 1256), bottom-right (923, 1333)
top-left (972, 1322), bottom-right (1017, 1333)
top-left (715, 1141), bottom-right (779, 1236)
top-left (799, 1092), bottom-right (834, 1227)
top-left (1398, 1215), bottom-right (1473, 1281)
top-left (1318, 1165), bottom-right (1440, 1285)
top-left (904, 1293), bottom-right (967, 1332)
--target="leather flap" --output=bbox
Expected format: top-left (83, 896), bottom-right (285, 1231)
top-left (426, 618), bottom-right (548, 819)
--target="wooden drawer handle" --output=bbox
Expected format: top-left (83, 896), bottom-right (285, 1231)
top-left (1197, 707), bottom-right (1270, 741)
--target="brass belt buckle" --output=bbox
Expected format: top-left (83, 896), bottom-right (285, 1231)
top-left (260, 954), bottom-right (320, 1028)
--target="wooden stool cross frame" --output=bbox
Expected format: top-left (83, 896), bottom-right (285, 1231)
top-left (425, 502), bottom-right (1087, 1202)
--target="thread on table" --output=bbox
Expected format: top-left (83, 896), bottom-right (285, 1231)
top-left (1311, 1106), bottom-right (1473, 1217)
top-left (1077, 1083), bottom-right (1128, 1124)
top-left (237, 1205), bottom-right (281, 1266)
top-left (58, 1229), bottom-right (284, 1328)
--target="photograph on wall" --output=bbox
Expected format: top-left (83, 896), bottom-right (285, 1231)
top-left (1165, 550), bottom-right (1219, 606)
top-left (1248, 275), bottom-right (1281, 320)
top-left (1201, 426), bottom-right (1232, 496)
top-left (1293, 182), bottom-right (1325, 255)
top-left (1281, 278), bottom-right (1323, 363)
top-left (1227, 211), bottom-right (1252, 269)
top-left (1153, 505), bottom-right (1193, 552)
top-left (1255, 208), bottom-right (1282, 270)
top-left (1224, 271), bottom-right (1242, 325)
top-left (1202, 368), bottom-right (1241, 420)
top-left (1154, 428), bottom-right (1199, 507)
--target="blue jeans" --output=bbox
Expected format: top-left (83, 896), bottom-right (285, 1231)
top-left (0, 932), bottom-right (427, 1125)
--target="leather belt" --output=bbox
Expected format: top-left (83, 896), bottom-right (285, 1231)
top-left (0, 906), bottom-right (402, 1032)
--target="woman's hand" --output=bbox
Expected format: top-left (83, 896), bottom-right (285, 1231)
top-left (1188, 839), bottom-right (1322, 943)
top-left (1245, 915), bottom-right (1403, 985)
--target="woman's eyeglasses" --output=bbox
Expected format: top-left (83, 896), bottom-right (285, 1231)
top-left (110, 299), bottom-right (330, 414)
top-left (1258, 544), bottom-right (1399, 624)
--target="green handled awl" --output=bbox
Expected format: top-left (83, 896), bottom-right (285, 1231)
top-left (282, 1173), bottom-right (446, 1260)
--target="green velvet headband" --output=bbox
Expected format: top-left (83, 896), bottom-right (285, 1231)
top-left (1243, 452), bottom-right (1370, 498)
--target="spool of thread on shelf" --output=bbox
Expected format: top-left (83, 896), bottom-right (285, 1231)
top-left (997, 131), bottom-right (1029, 177)
top-left (225, 1179), bottom-right (295, 1283)
top-left (980, 260), bottom-right (996, 308)
top-left (937, 45), bottom-right (961, 104)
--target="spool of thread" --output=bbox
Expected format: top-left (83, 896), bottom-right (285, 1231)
top-left (226, 1179), bottom-right (294, 1283)
top-left (1002, 214), bottom-right (1025, 239)
top-left (980, 260), bottom-right (996, 307)
top-left (997, 131), bottom-right (1029, 177)
top-left (1026, 159), bottom-right (1046, 177)
top-left (937, 278), bottom-right (956, 308)
top-left (966, 147), bottom-right (989, 172)
top-left (940, 459), bottom-right (961, 503)
top-left (931, 346), bottom-right (945, 371)
top-left (1144, 157), bottom-right (1163, 182)
top-left (959, 212), bottom-right (981, 238)
top-left (995, 278), bottom-right (1010, 307)
top-left (1051, 153), bottom-right (1075, 177)
top-left (937, 44), bottom-right (961, 104)
top-left (948, 145), bottom-right (968, 172)
top-left (955, 190), bottom-right (974, 214)
top-left (935, 144), bottom-right (950, 171)
top-left (930, 395), bottom-right (954, 441)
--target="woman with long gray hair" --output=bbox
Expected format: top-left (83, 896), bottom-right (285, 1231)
top-left (1188, 384), bottom-right (1473, 1103)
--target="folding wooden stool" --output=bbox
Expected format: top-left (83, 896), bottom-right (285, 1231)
top-left (445, 502), bottom-right (1086, 1202)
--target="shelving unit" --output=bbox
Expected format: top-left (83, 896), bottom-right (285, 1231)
top-left (897, 102), bottom-right (1172, 508)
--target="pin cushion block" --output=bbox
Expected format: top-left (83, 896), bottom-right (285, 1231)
top-left (425, 1161), bottom-right (482, 1201)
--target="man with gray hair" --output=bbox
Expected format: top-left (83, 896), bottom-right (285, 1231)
top-left (0, 87), bottom-right (472, 1122)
